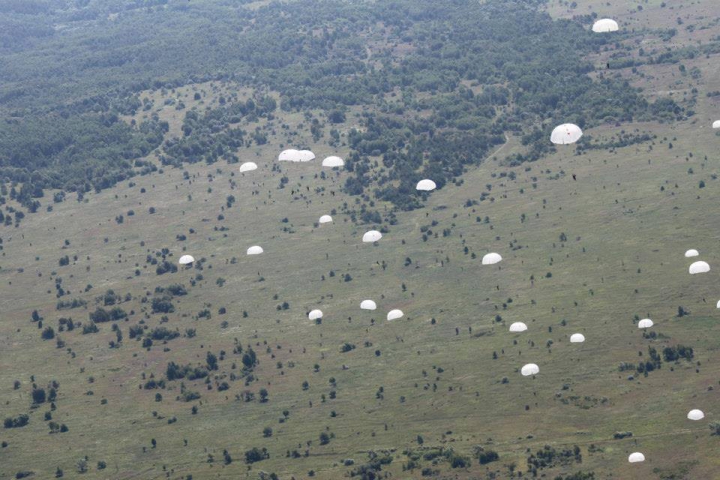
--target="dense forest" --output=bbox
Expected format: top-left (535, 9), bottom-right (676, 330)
top-left (0, 0), bottom-right (695, 212)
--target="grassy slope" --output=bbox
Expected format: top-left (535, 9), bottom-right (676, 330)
top-left (2, 1), bottom-right (720, 479)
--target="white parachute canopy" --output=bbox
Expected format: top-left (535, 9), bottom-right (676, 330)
top-left (360, 300), bottom-right (377, 311)
top-left (387, 309), bottom-right (404, 321)
top-left (298, 150), bottom-right (315, 162)
top-left (178, 255), bottom-right (195, 265)
top-left (684, 249), bottom-right (699, 258)
top-left (570, 333), bottom-right (585, 343)
top-left (308, 309), bottom-right (323, 320)
top-left (521, 363), bottom-right (540, 376)
top-left (509, 322), bottom-right (528, 333)
top-left (239, 162), bottom-right (258, 173)
top-left (319, 215), bottom-right (333, 224)
top-left (550, 123), bottom-right (583, 145)
top-left (628, 452), bottom-right (645, 463)
top-left (363, 230), bottom-right (383, 243)
top-left (638, 318), bottom-right (654, 329)
top-left (322, 156), bottom-right (344, 168)
top-left (687, 409), bottom-right (705, 421)
top-left (482, 253), bottom-right (502, 265)
top-left (416, 179), bottom-right (437, 191)
top-left (278, 149), bottom-right (300, 162)
top-left (247, 246), bottom-right (264, 256)
top-left (713, 120), bottom-right (720, 129)
top-left (689, 261), bottom-right (710, 274)
top-left (592, 18), bottom-right (619, 33)
top-left (716, 300), bottom-right (720, 309)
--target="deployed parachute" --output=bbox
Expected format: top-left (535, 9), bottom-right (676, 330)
top-left (322, 156), bottom-right (344, 168)
top-left (689, 261), bottom-right (710, 274)
top-left (638, 318), bottom-right (654, 329)
top-left (592, 18), bottom-right (619, 33)
top-left (239, 162), bottom-right (258, 173)
top-left (551, 124), bottom-right (583, 145)
top-left (360, 300), bottom-right (377, 310)
top-left (179, 255), bottom-right (195, 265)
top-left (509, 322), bottom-right (528, 333)
top-left (308, 309), bottom-right (323, 320)
top-left (387, 309), bottom-right (404, 321)
top-left (319, 215), bottom-right (333, 224)
top-left (363, 230), bottom-right (383, 243)
top-left (247, 246), bottom-right (264, 255)
top-left (716, 300), bottom-right (720, 309)
top-left (482, 253), bottom-right (502, 265)
top-left (570, 333), bottom-right (585, 343)
top-left (713, 120), bottom-right (720, 129)
top-left (628, 452), bottom-right (645, 463)
top-left (521, 363), bottom-right (539, 376)
top-left (416, 179), bottom-right (437, 191)
top-left (278, 149), bottom-right (300, 162)
top-left (298, 150), bottom-right (315, 162)
top-left (685, 249), bottom-right (699, 258)
top-left (687, 409), bottom-right (705, 421)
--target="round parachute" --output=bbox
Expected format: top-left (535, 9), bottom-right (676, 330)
top-left (308, 309), bottom-right (323, 320)
top-left (319, 215), bottom-right (333, 224)
top-left (592, 18), bottom-right (619, 33)
top-left (239, 162), bottom-right (258, 173)
top-left (638, 318), bottom-right (653, 329)
top-left (179, 255), bottom-right (195, 265)
top-left (387, 309), bottom-right (404, 321)
top-left (360, 300), bottom-right (377, 310)
top-left (298, 150), bottom-right (315, 162)
top-left (684, 249), bottom-right (699, 258)
top-left (509, 322), bottom-right (527, 333)
top-left (628, 452), bottom-right (645, 463)
top-left (550, 123), bottom-right (583, 145)
top-left (482, 253), bottom-right (502, 265)
top-left (712, 120), bottom-right (720, 129)
top-left (521, 363), bottom-right (539, 376)
top-left (689, 261), bottom-right (710, 274)
top-left (687, 409), bottom-right (705, 421)
top-left (363, 230), bottom-right (382, 243)
top-left (247, 246), bottom-right (264, 255)
top-left (570, 333), bottom-right (585, 343)
top-left (416, 179), bottom-right (437, 191)
top-left (322, 156), bottom-right (344, 168)
top-left (278, 149), bottom-right (300, 162)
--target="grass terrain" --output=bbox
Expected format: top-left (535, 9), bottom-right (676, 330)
top-left (1, 0), bottom-right (720, 479)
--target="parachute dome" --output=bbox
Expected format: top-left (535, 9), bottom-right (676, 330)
top-left (521, 364), bottom-right (539, 376)
top-left (628, 452), bottom-right (645, 463)
top-left (363, 230), bottom-right (382, 243)
top-left (278, 149), bottom-right (300, 162)
top-left (319, 215), bottom-right (333, 224)
top-left (482, 253), bottom-right (502, 265)
top-left (550, 123), bottom-right (583, 145)
top-left (570, 333), bottom-right (585, 343)
top-left (416, 179), bottom-right (437, 191)
top-left (687, 409), bottom-right (705, 421)
top-left (387, 309), bottom-right (404, 321)
top-left (684, 249), bottom-right (699, 258)
top-left (638, 318), bottom-right (654, 329)
top-left (716, 300), bottom-right (720, 309)
top-left (689, 261), bottom-right (710, 274)
top-left (592, 18), bottom-right (619, 33)
top-left (509, 322), bottom-right (527, 333)
top-left (298, 150), bottom-right (315, 162)
top-left (322, 156), bottom-right (344, 167)
top-left (308, 309), bottom-right (323, 320)
top-left (247, 246), bottom-right (264, 255)
top-left (360, 300), bottom-right (377, 310)
top-left (239, 162), bottom-right (258, 173)
top-left (178, 255), bottom-right (195, 265)
top-left (713, 120), bottom-right (720, 129)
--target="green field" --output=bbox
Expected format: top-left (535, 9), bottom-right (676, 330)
top-left (2, 0), bottom-right (720, 479)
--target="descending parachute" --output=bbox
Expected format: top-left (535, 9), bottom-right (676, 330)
top-left (570, 333), bottom-right (585, 343)
top-left (179, 255), bottom-right (195, 265)
top-left (592, 18), bottom-right (619, 33)
top-left (713, 120), bottom-right (720, 129)
top-left (521, 363), bottom-right (539, 376)
top-left (387, 309), bottom-right (404, 321)
top-left (360, 300), bottom-right (377, 310)
top-left (687, 409), bottom-right (705, 421)
top-left (278, 149), bottom-right (300, 162)
top-left (509, 322), bottom-right (527, 333)
top-left (550, 124), bottom-right (583, 145)
top-left (247, 246), bottom-right (264, 255)
top-left (322, 156), bottom-right (344, 168)
top-left (308, 309), bottom-right (323, 320)
top-left (319, 215), bottom-right (333, 224)
top-left (628, 452), bottom-right (645, 463)
top-left (363, 230), bottom-right (382, 243)
top-left (482, 253), bottom-right (502, 265)
top-left (716, 300), bottom-right (720, 309)
top-left (689, 261), bottom-right (710, 274)
top-left (239, 162), bottom-right (258, 173)
top-left (416, 179), bottom-right (437, 191)
top-left (638, 318), bottom-right (654, 329)
top-left (685, 249), bottom-right (699, 258)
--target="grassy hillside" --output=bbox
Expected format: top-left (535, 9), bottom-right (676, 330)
top-left (1, 0), bottom-right (720, 479)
